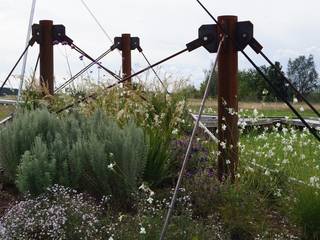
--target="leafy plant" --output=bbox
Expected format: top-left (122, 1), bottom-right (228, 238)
top-left (1, 109), bottom-right (148, 201)
top-left (292, 186), bottom-right (320, 239)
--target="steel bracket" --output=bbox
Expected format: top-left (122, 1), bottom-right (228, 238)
top-left (113, 36), bottom-right (140, 51)
top-left (32, 24), bottom-right (73, 45)
top-left (198, 21), bottom-right (255, 53)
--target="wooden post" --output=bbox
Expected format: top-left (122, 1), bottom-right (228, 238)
top-left (217, 16), bottom-right (239, 183)
top-left (39, 20), bottom-right (54, 95)
top-left (122, 33), bottom-right (132, 87)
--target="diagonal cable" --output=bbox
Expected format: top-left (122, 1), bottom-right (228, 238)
top-left (259, 51), bottom-right (320, 118)
top-left (242, 50), bottom-right (320, 141)
top-left (139, 48), bottom-right (170, 94)
top-left (56, 47), bottom-right (188, 113)
top-left (194, 0), bottom-right (320, 142)
top-left (71, 43), bottom-right (121, 80)
top-left (55, 47), bottom-right (113, 93)
top-left (159, 37), bottom-right (225, 240)
top-left (0, 44), bottom-right (31, 95)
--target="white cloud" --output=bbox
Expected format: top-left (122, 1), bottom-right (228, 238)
top-left (1, 0), bottom-right (320, 89)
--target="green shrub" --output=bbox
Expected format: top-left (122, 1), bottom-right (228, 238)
top-left (1, 109), bottom-right (148, 200)
top-left (292, 186), bottom-right (320, 239)
top-left (0, 109), bottom-right (61, 182)
top-left (143, 129), bottom-right (173, 187)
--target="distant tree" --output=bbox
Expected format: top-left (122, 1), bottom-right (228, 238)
top-left (260, 62), bottom-right (292, 102)
top-left (238, 62), bottom-right (291, 102)
top-left (287, 55), bottom-right (319, 100)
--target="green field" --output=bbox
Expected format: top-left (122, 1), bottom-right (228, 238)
top-left (189, 98), bottom-right (320, 118)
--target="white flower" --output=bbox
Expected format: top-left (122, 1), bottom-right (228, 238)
top-left (264, 169), bottom-right (270, 176)
top-left (107, 162), bottom-right (116, 170)
top-left (310, 176), bottom-right (319, 186)
top-left (253, 109), bottom-right (259, 117)
top-left (118, 215), bottom-right (125, 222)
top-left (108, 237), bottom-right (114, 240)
top-left (220, 141), bottom-right (226, 149)
top-left (299, 106), bottom-right (304, 112)
top-left (222, 124), bottom-right (227, 131)
top-left (171, 129), bottom-right (178, 135)
top-left (226, 159), bottom-right (231, 165)
top-left (140, 226), bottom-right (146, 234)
top-left (139, 183), bottom-right (147, 191)
top-left (262, 89), bottom-right (269, 95)
top-left (293, 97), bottom-right (298, 103)
top-left (146, 197), bottom-right (153, 204)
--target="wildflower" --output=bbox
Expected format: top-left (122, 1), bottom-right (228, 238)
top-left (171, 129), bottom-right (178, 135)
top-left (310, 176), bottom-right (319, 187)
top-left (147, 197), bottom-right (153, 204)
top-left (299, 106), bottom-right (304, 112)
top-left (226, 159), bottom-right (231, 165)
top-left (293, 97), bottom-right (298, 103)
top-left (222, 124), bottom-right (227, 131)
top-left (262, 89), bottom-right (269, 95)
top-left (140, 226), bottom-right (146, 234)
top-left (219, 141), bottom-right (226, 149)
top-left (264, 169), bottom-right (270, 176)
top-left (139, 183), bottom-right (148, 191)
top-left (107, 162), bottom-right (116, 171)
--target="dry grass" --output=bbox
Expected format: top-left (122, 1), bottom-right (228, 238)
top-left (188, 98), bottom-right (320, 117)
top-left (188, 98), bottom-right (320, 110)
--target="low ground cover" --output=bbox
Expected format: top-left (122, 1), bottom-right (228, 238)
top-left (0, 87), bottom-right (319, 239)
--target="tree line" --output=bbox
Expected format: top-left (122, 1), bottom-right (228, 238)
top-left (181, 54), bottom-right (320, 102)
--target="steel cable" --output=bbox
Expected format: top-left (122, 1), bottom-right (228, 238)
top-left (55, 47), bottom-right (113, 93)
top-left (56, 48), bottom-right (188, 113)
top-left (195, 0), bottom-right (320, 142)
top-left (71, 43), bottom-right (121, 80)
top-left (159, 37), bottom-right (225, 240)
top-left (79, 0), bottom-right (146, 82)
top-left (31, 53), bottom-right (40, 86)
top-left (259, 51), bottom-right (320, 118)
top-left (242, 50), bottom-right (320, 141)
top-left (0, 44), bottom-right (31, 95)
top-left (139, 49), bottom-right (170, 95)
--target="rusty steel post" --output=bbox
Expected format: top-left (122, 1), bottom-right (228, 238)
top-left (122, 33), bottom-right (132, 87)
top-left (217, 16), bottom-right (239, 183)
top-left (39, 20), bottom-right (54, 95)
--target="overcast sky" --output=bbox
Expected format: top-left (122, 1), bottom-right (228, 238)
top-left (1, 0), bottom-right (320, 89)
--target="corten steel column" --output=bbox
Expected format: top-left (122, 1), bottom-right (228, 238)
top-left (122, 33), bottom-right (132, 87)
top-left (217, 16), bottom-right (239, 183)
top-left (39, 20), bottom-right (54, 95)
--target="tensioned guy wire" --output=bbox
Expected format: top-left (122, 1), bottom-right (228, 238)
top-left (139, 49), bottom-right (170, 94)
top-left (17, 0), bottom-right (37, 102)
top-left (71, 44), bottom-right (121, 80)
top-left (56, 47), bottom-right (189, 113)
top-left (0, 44), bottom-right (31, 95)
top-left (259, 51), bottom-right (320, 118)
top-left (195, 0), bottom-right (320, 142)
top-left (159, 38), bottom-right (225, 240)
top-left (55, 47), bottom-right (113, 93)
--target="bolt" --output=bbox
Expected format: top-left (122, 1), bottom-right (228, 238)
top-left (203, 36), bottom-right (208, 41)
top-left (242, 33), bottom-right (247, 38)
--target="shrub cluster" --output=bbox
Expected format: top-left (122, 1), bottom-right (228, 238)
top-left (0, 109), bottom-right (148, 201)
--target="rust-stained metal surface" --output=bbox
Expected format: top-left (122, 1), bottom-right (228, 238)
top-left (217, 15), bottom-right (239, 182)
top-left (39, 20), bottom-right (54, 95)
top-left (121, 33), bottom-right (132, 87)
